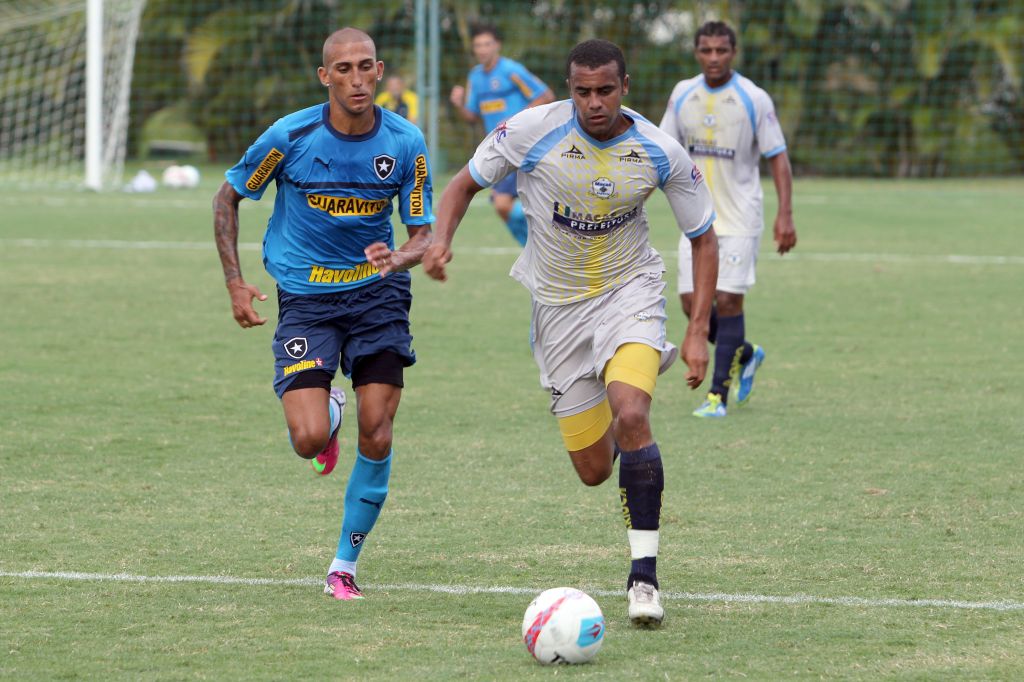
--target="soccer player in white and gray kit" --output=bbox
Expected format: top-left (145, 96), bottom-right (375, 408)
top-left (425, 39), bottom-right (719, 627)
top-left (660, 20), bottom-right (797, 419)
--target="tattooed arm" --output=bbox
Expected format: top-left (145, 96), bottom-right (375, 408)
top-left (213, 181), bottom-right (267, 328)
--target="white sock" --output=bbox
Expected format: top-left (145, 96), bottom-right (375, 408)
top-left (627, 529), bottom-right (660, 559)
top-left (328, 558), bottom-right (357, 577)
top-left (328, 395), bottom-right (341, 434)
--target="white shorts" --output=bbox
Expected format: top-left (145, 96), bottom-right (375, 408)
top-left (531, 272), bottom-right (678, 418)
top-left (678, 233), bottom-right (761, 295)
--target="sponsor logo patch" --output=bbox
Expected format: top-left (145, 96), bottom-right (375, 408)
top-left (409, 154), bottom-right (428, 217)
top-left (634, 311), bottom-right (652, 322)
top-left (245, 148), bottom-right (284, 191)
top-left (480, 99), bottom-right (507, 114)
top-left (308, 263), bottom-right (380, 284)
top-left (551, 201), bottom-right (639, 236)
top-left (618, 149), bottom-right (643, 164)
top-left (688, 141), bottom-right (735, 159)
top-left (703, 113), bottom-right (717, 128)
top-left (690, 164), bottom-right (705, 187)
top-left (373, 154), bottom-right (396, 181)
top-left (284, 337), bottom-right (308, 359)
top-left (307, 194), bottom-right (389, 216)
top-left (493, 121), bottom-right (509, 144)
top-left (283, 358), bottom-right (321, 376)
top-left (561, 144), bottom-right (586, 160)
top-left (589, 177), bottom-right (616, 199)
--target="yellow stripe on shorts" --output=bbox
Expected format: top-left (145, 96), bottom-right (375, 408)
top-left (557, 399), bottom-right (612, 452)
top-left (604, 342), bottom-right (660, 397)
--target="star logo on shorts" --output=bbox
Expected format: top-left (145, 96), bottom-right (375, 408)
top-left (373, 154), bottom-right (396, 181)
top-left (284, 337), bottom-right (308, 359)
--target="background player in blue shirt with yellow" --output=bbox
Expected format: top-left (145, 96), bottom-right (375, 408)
top-left (449, 23), bottom-right (553, 245)
top-left (213, 27), bottom-right (434, 602)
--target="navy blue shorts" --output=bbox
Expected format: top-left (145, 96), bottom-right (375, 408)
top-left (492, 172), bottom-right (518, 198)
top-left (272, 274), bottom-right (415, 397)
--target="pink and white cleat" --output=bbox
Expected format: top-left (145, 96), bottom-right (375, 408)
top-left (312, 388), bottom-right (346, 476)
top-left (324, 571), bottom-right (364, 600)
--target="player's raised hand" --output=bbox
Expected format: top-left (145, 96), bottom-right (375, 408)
top-left (774, 213), bottom-right (797, 255)
top-left (680, 330), bottom-right (709, 390)
top-left (422, 243), bottom-right (452, 282)
top-left (227, 279), bottom-right (268, 328)
top-left (365, 242), bottom-right (396, 277)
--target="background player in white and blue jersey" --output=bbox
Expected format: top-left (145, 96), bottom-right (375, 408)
top-left (660, 20), bottom-right (798, 419)
top-left (449, 22), bottom-right (553, 246)
top-left (427, 40), bottom-right (719, 627)
top-left (213, 28), bottom-right (434, 602)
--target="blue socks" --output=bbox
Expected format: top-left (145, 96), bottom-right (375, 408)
top-left (505, 200), bottom-right (528, 246)
top-left (618, 443), bottom-right (663, 588)
top-left (712, 313), bottom-right (747, 402)
top-left (335, 450), bottom-right (392, 565)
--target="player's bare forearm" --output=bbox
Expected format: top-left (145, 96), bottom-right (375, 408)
top-left (213, 181), bottom-right (267, 327)
top-left (687, 228), bottom-right (718, 334)
top-left (681, 228), bottom-right (718, 389)
top-left (528, 89), bottom-right (555, 108)
top-left (213, 181), bottom-right (245, 284)
top-left (423, 166), bottom-right (484, 281)
top-left (769, 152), bottom-right (797, 254)
top-left (367, 226), bottom-right (432, 276)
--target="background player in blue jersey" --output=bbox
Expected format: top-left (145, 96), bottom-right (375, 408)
top-left (213, 27), bottom-right (434, 602)
top-left (449, 22), bottom-right (553, 246)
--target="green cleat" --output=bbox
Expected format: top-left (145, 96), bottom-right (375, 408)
top-left (693, 392), bottom-right (727, 418)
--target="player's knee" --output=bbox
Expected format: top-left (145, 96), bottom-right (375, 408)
top-left (613, 405), bottom-right (651, 443)
top-left (577, 463), bottom-right (612, 487)
top-left (357, 421), bottom-right (394, 460)
top-left (289, 426), bottom-right (328, 459)
top-left (715, 291), bottom-right (744, 316)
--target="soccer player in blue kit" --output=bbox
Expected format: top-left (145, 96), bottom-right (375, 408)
top-left (213, 28), bottom-right (434, 601)
top-left (449, 23), bottom-right (554, 245)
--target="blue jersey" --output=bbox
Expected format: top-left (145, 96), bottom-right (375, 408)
top-left (226, 104), bottom-right (434, 294)
top-left (466, 57), bottom-right (548, 132)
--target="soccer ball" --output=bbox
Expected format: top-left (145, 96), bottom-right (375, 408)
top-left (521, 587), bottom-right (605, 664)
top-left (161, 164), bottom-right (200, 189)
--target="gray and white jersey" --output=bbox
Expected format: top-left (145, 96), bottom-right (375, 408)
top-left (660, 72), bottom-right (786, 237)
top-left (469, 100), bottom-right (715, 305)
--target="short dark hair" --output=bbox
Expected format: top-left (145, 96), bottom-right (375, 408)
top-left (694, 20), bottom-right (736, 49)
top-left (566, 39), bottom-right (626, 80)
top-left (470, 23), bottom-right (501, 42)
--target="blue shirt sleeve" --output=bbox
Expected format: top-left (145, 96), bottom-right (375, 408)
top-left (397, 133), bottom-right (434, 226)
top-left (225, 121), bottom-right (289, 200)
top-left (508, 61), bottom-right (547, 100)
top-left (465, 70), bottom-right (481, 115)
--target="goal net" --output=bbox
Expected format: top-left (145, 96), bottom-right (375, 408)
top-left (0, 0), bottom-right (146, 189)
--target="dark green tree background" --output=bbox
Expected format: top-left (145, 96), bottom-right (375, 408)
top-left (127, 0), bottom-right (1024, 176)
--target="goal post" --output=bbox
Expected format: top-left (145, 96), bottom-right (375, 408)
top-left (0, 0), bottom-right (146, 190)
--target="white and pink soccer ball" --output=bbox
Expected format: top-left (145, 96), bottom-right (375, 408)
top-left (522, 587), bottom-right (605, 664)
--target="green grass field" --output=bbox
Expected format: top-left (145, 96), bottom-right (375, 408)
top-left (1, 171), bottom-right (1022, 680)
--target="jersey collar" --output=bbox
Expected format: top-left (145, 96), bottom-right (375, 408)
top-left (571, 108), bottom-right (636, 149)
top-left (701, 71), bottom-right (739, 94)
top-left (321, 103), bottom-right (382, 142)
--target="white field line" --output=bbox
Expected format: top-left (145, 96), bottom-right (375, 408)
top-left (1, 570), bottom-right (1022, 612)
top-left (2, 238), bottom-right (1023, 265)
